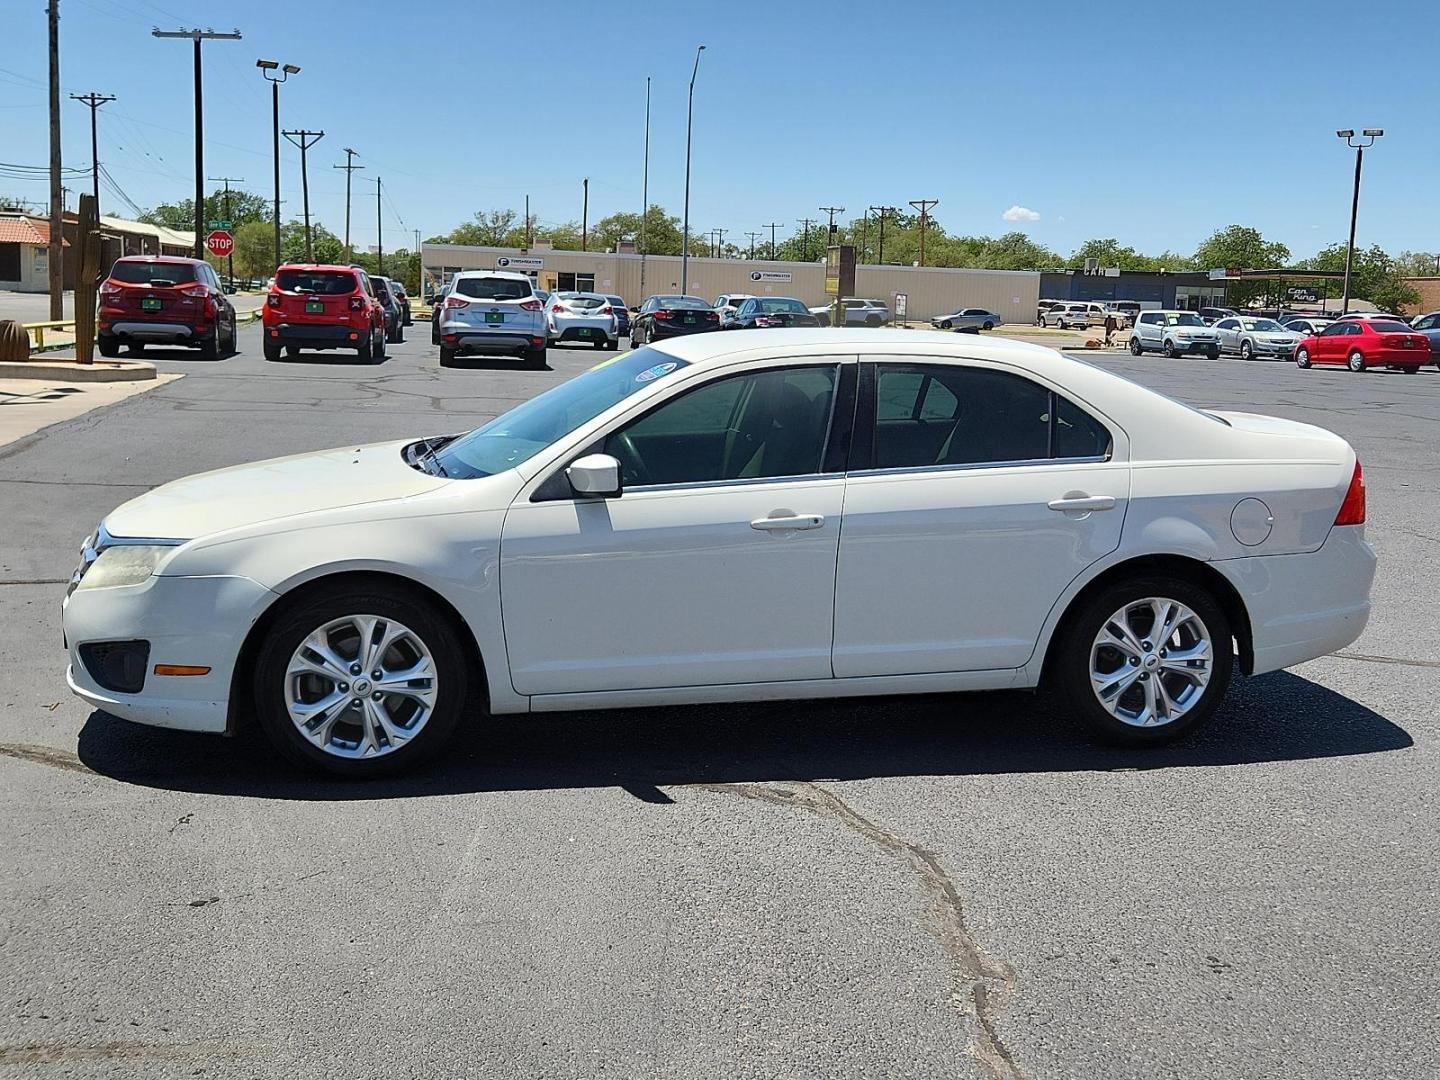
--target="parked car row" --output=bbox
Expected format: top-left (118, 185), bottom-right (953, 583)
top-left (1036, 299), bottom-right (1138, 330)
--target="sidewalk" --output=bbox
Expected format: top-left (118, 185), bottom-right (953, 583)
top-left (0, 374), bottom-right (182, 450)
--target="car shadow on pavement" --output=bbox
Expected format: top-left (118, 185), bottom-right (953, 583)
top-left (75, 669), bottom-right (1411, 802)
top-left (439, 356), bottom-right (551, 371)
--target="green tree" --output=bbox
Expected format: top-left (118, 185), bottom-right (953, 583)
top-left (445, 209), bottom-right (519, 247)
top-left (1296, 243), bottom-right (1420, 314)
top-left (1393, 250), bottom-right (1439, 278)
top-left (141, 187), bottom-right (271, 229)
top-left (1192, 226), bottom-right (1290, 305)
top-left (350, 249), bottom-right (419, 293)
top-left (231, 219), bottom-right (274, 280)
top-left (590, 205), bottom-right (685, 255)
top-left (1066, 238), bottom-right (1189, 272)
top-left (279, 219), bottom-right (343, 264)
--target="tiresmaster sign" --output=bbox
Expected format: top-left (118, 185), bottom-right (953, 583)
top-left (749, 270), bottom-right (792, 283)
top-left (498, 256), bottom-right (544, 270)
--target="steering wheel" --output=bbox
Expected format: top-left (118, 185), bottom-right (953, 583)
top-left (610, 431), bottom-right (652, 486)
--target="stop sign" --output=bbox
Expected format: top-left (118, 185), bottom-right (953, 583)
top-left (205, 229), bottom-right (234, 258)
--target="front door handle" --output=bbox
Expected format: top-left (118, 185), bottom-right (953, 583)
top-left (751, 513), bottom-right (825, 532)
top-left (1048, 494), bottom-right (1116, 513)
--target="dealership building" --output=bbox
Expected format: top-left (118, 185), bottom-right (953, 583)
top-left (420, 242), bottom-right (1042, 325)
top-left (1038, 268), bottom-right (1231, 312)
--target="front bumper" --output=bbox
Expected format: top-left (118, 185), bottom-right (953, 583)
top-left (63, 573), bottom-right (277, 734)
top-left (1214, 524), bottom-right (1375, 675)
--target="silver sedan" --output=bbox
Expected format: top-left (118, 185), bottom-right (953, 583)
top-left (931, 308), bottom-right (1003, 331)
top-left (1213, 316), bottom-right (1305, 360)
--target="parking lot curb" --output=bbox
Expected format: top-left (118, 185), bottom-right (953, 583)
top-left (0, 359), bottom-right (156, 382)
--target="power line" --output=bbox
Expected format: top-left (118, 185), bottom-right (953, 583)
top-left (909, 198), bottom-right (938, 267)
top-left (796, 217), bottom-right (816, 261)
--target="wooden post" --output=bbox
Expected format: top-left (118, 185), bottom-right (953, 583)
top-left (74, 192), bottom-right (100, 364)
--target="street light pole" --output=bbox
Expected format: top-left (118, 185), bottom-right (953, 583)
top-left (152, 28), bottom-right (243, 259)
top-left (681, 44), bottom-right (705, 295)
top-left (1336, 129), bottom-right (1382, 316)
top-left (256, 60), bottom-right (299, 272)
top-left (640, 76), bottom-right (650, 297)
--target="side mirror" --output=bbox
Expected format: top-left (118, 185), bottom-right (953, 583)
top-left (566, 453), bottom-right (623, 498)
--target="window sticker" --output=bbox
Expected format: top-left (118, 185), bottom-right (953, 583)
top-left (635, 362), bottom-right (678, 383)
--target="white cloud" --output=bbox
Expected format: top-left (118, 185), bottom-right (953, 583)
top-left (1002, 204), bottom-right (1041, 222)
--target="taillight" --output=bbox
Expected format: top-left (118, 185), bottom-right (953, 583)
top-left (348, 295), bottom-right (365, 311)
top-left (705, 311), bottom-right (719, 321)
top-left (520, 299), bottom-right (541, 312)
top-left (180, 284), bottom-right (208, 298)
top-left (600, 305), bottom-right (613, 315)
top-left (551, 304), bottom-right (564, 314)
top-left (267, 293), bottom-right (281, 309)
top-left (99, 281), bottom-right (121, 302)
top-left (443, 295), bottom-right (469, 309)
top-left (1335, 461), bottom-right (1366, 526)
top-left (654, 310), bottom-right (672, 320)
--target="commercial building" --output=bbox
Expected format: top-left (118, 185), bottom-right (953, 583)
top-left (1039, 268), bottom-right (1230, 312)
top-left (421, 242), bottom-right (1041, 325)
top-left (1402, 278), bottom-right (1440, 317)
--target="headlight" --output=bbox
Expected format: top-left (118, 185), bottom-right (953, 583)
top-left (76, 545), bottom-right (175, 590)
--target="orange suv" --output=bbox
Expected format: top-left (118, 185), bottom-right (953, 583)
top-left (262, 264), bottom-right (387, 362)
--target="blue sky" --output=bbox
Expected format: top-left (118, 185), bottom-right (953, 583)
top-left (4, 0), bottom-right (1435, 260)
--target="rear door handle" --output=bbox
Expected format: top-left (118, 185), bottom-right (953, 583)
top-left (1048, 494), bottom-right (1116, 512)
top-left (751, 514), bottom-right (825, 531)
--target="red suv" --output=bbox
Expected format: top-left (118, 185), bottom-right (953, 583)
top-left (262, 264), bottom-right (387, 362)
top-left (98, 256), bottom-right (237, 359)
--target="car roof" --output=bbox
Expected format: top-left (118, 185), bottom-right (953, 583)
top-left (277, 263), bottom-right (362, 272)
top-left (453, 268), bottom-right (530, 280)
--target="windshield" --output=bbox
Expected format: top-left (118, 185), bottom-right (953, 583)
top-left (1165, 313), bottom-right (1206, 327)
top-left (455, 276), bottom-right (533, 301)
top-left (276, 269), bottom-right (357, 294)
top-left (757, 298), bottom-right (808, 313)
top-left (433, 348), bottom-right (691, 479)
top-left (1242, 319), bottom-right (1284, 331)
top-left (110, 261), bottom-right (197, 286)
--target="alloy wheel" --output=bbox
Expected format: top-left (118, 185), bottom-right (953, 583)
top-left (284, 614), bottom-right (438, 759)
top-left (1089, 597), bottom-right (1212, 728)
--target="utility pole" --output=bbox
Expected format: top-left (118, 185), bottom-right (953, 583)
top-left (152, 27), bottom-right (244, 259)
top-left (712, 227), bottom-right (727, 258)
top-left (524, 194), bottom-right (531, 247)
top-left (819, 206), bottom-right (844, 246)
top-left (282, 129), bottom-right (323, 261)
top-left (869, 206), bottom-right (896, 264)
top-left (640, 76), bottom-right (650, 297)
top-left (581, 177), bottom-right (589, 251)
top-left (47, 0), bottom-right (63, 320)
top-left (796, 217), bottom-right (816, 262)
top-left (764, 222), bottom-right (781, 260)
top-left (909, 198), bottom-right (938, 267)
top-left (745, 231), bottom-right (762, 260)
top-left (681, 44), bottom-right (706, 294)
top-left (207, 175), bottom-right (243, 285)
top-left (414, 228), bottom-right (421, 293)
top-left (374, 176), bottom-right (383, 275)
top-left (70, 92), bottom-right (115, 215)
top-left (333, 148), bottom-right (363, 261)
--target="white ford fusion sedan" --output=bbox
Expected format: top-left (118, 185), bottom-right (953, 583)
top-left (63, 330), bottom-right (1375, 776)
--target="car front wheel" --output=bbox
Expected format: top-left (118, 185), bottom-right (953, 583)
top-left (252, 581), bottom-right (470, 777)
top-left (1163, 341), bottom-right (1178, 358)
top-left (1056, 576), bottom-right (1233, 745)
top-left (1129, 336), bottom-right (1143, 356)
top-left (1296, 346), bottom-right (1311, 368)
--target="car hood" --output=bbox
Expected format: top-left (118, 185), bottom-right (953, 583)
top-left (105, 439), bottom-right (448, 540)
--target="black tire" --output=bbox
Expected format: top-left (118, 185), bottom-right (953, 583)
top-left (631, 325), bottom-right (644, 346)
top-left (98, 336), bottom-right (120, 358)
top-left (374, 329), bottom-right (387, 361)
top-left (439, 345), bottom-right (456, 366)
top-left (982, 321), bottom-right (993, 331)
top-left (1054, 575), bottom-right (1233, 746)
top-left (263, 339), bottom-right (282, 362)
top-left (198, 324), bottom-right (221, 360)
top-left (357, 330), bottom-right (374, 363)
top-left (251, 581), bottom-right (471, 778)
top-left (940, 320), bottom-right (952, 330)
top-left (1240, 341), bottom-right (1253, 361)
top-left (523, 345), bottom-right (547, 369)
top-left (1206, 346), bottom-right (1220, 360)
top-left (1163, 341), bottom-right (1179, 359)
top-left (1129, 336), bottom-right (1143, 356)
top-left (865, 314), bottom-right (882, 327)
top-left (226, 321), bottom-right (238, 356)
top-left (1295, 346), bottom-right (1311, 368)
top-left (431, 321), bottom-right (441, 346)
top-left (1347, 349), bottom-right (1366, 372)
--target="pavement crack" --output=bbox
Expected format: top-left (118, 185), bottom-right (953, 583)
top-left (693, 780), bottom-right (1023, 1080)
top-left (1332, 650), bottom-right (1440, 670)
top-left (0, 742), bottom-right (91, 774)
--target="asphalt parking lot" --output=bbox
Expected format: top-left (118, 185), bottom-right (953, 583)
top-left (2, 324), bottom-right (1437, 1079)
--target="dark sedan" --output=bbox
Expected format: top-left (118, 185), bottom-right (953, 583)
top-left (728, 296), bottom-right (822, 330)
top-left (605, 295), bottom-right (631, 337)
top-left (628, 294), bottom-right (720, 346)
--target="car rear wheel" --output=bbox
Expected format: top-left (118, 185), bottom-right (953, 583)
top-left (252, 582), bottom-right (470, 777)
top-left (982, 321), bottom-right (994, 331)
top-left (523, 345), bottom-right (547, 369)
top-left (263, 339), bottom-right (282, 361)
top-left (439, 345), bottom-right (456, 366)
top-left (1295, 346), bottom-right (1311, 368)
top-left (1056, 576), bottom-right (1233, 746)
top-left (198, 324), bottom-right (221, 360)
top-left (1348, 349), bottom-right (1366, 372)
top-left (865, 314), bottom-right (882, 327)
top-left (357, 330), bottom-right (374, 363)
top-left (374, 328), bottom-right (387, 362)
top-left (98, 337), bottom-right (120, 358)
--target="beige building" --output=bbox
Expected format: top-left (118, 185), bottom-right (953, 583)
top-left (421, 242), bottom-right (1041, 325)
top-left (1401, 277), bottom-right (1440, 317)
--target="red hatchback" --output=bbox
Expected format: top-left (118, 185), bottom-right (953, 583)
top-left (1295, 318), bottom-right (1430, 373)
top-left (263, 264), bottom-right (387, 362)
top-left (98, 255), bottom-right (236, 359)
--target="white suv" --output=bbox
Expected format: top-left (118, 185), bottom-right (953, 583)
top-left (809, 298), bottom-right (890, 327)
top-left (436, 270), bottom-right (547, 368)
top-left (1130, 310), bottom-right (1221, 359)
